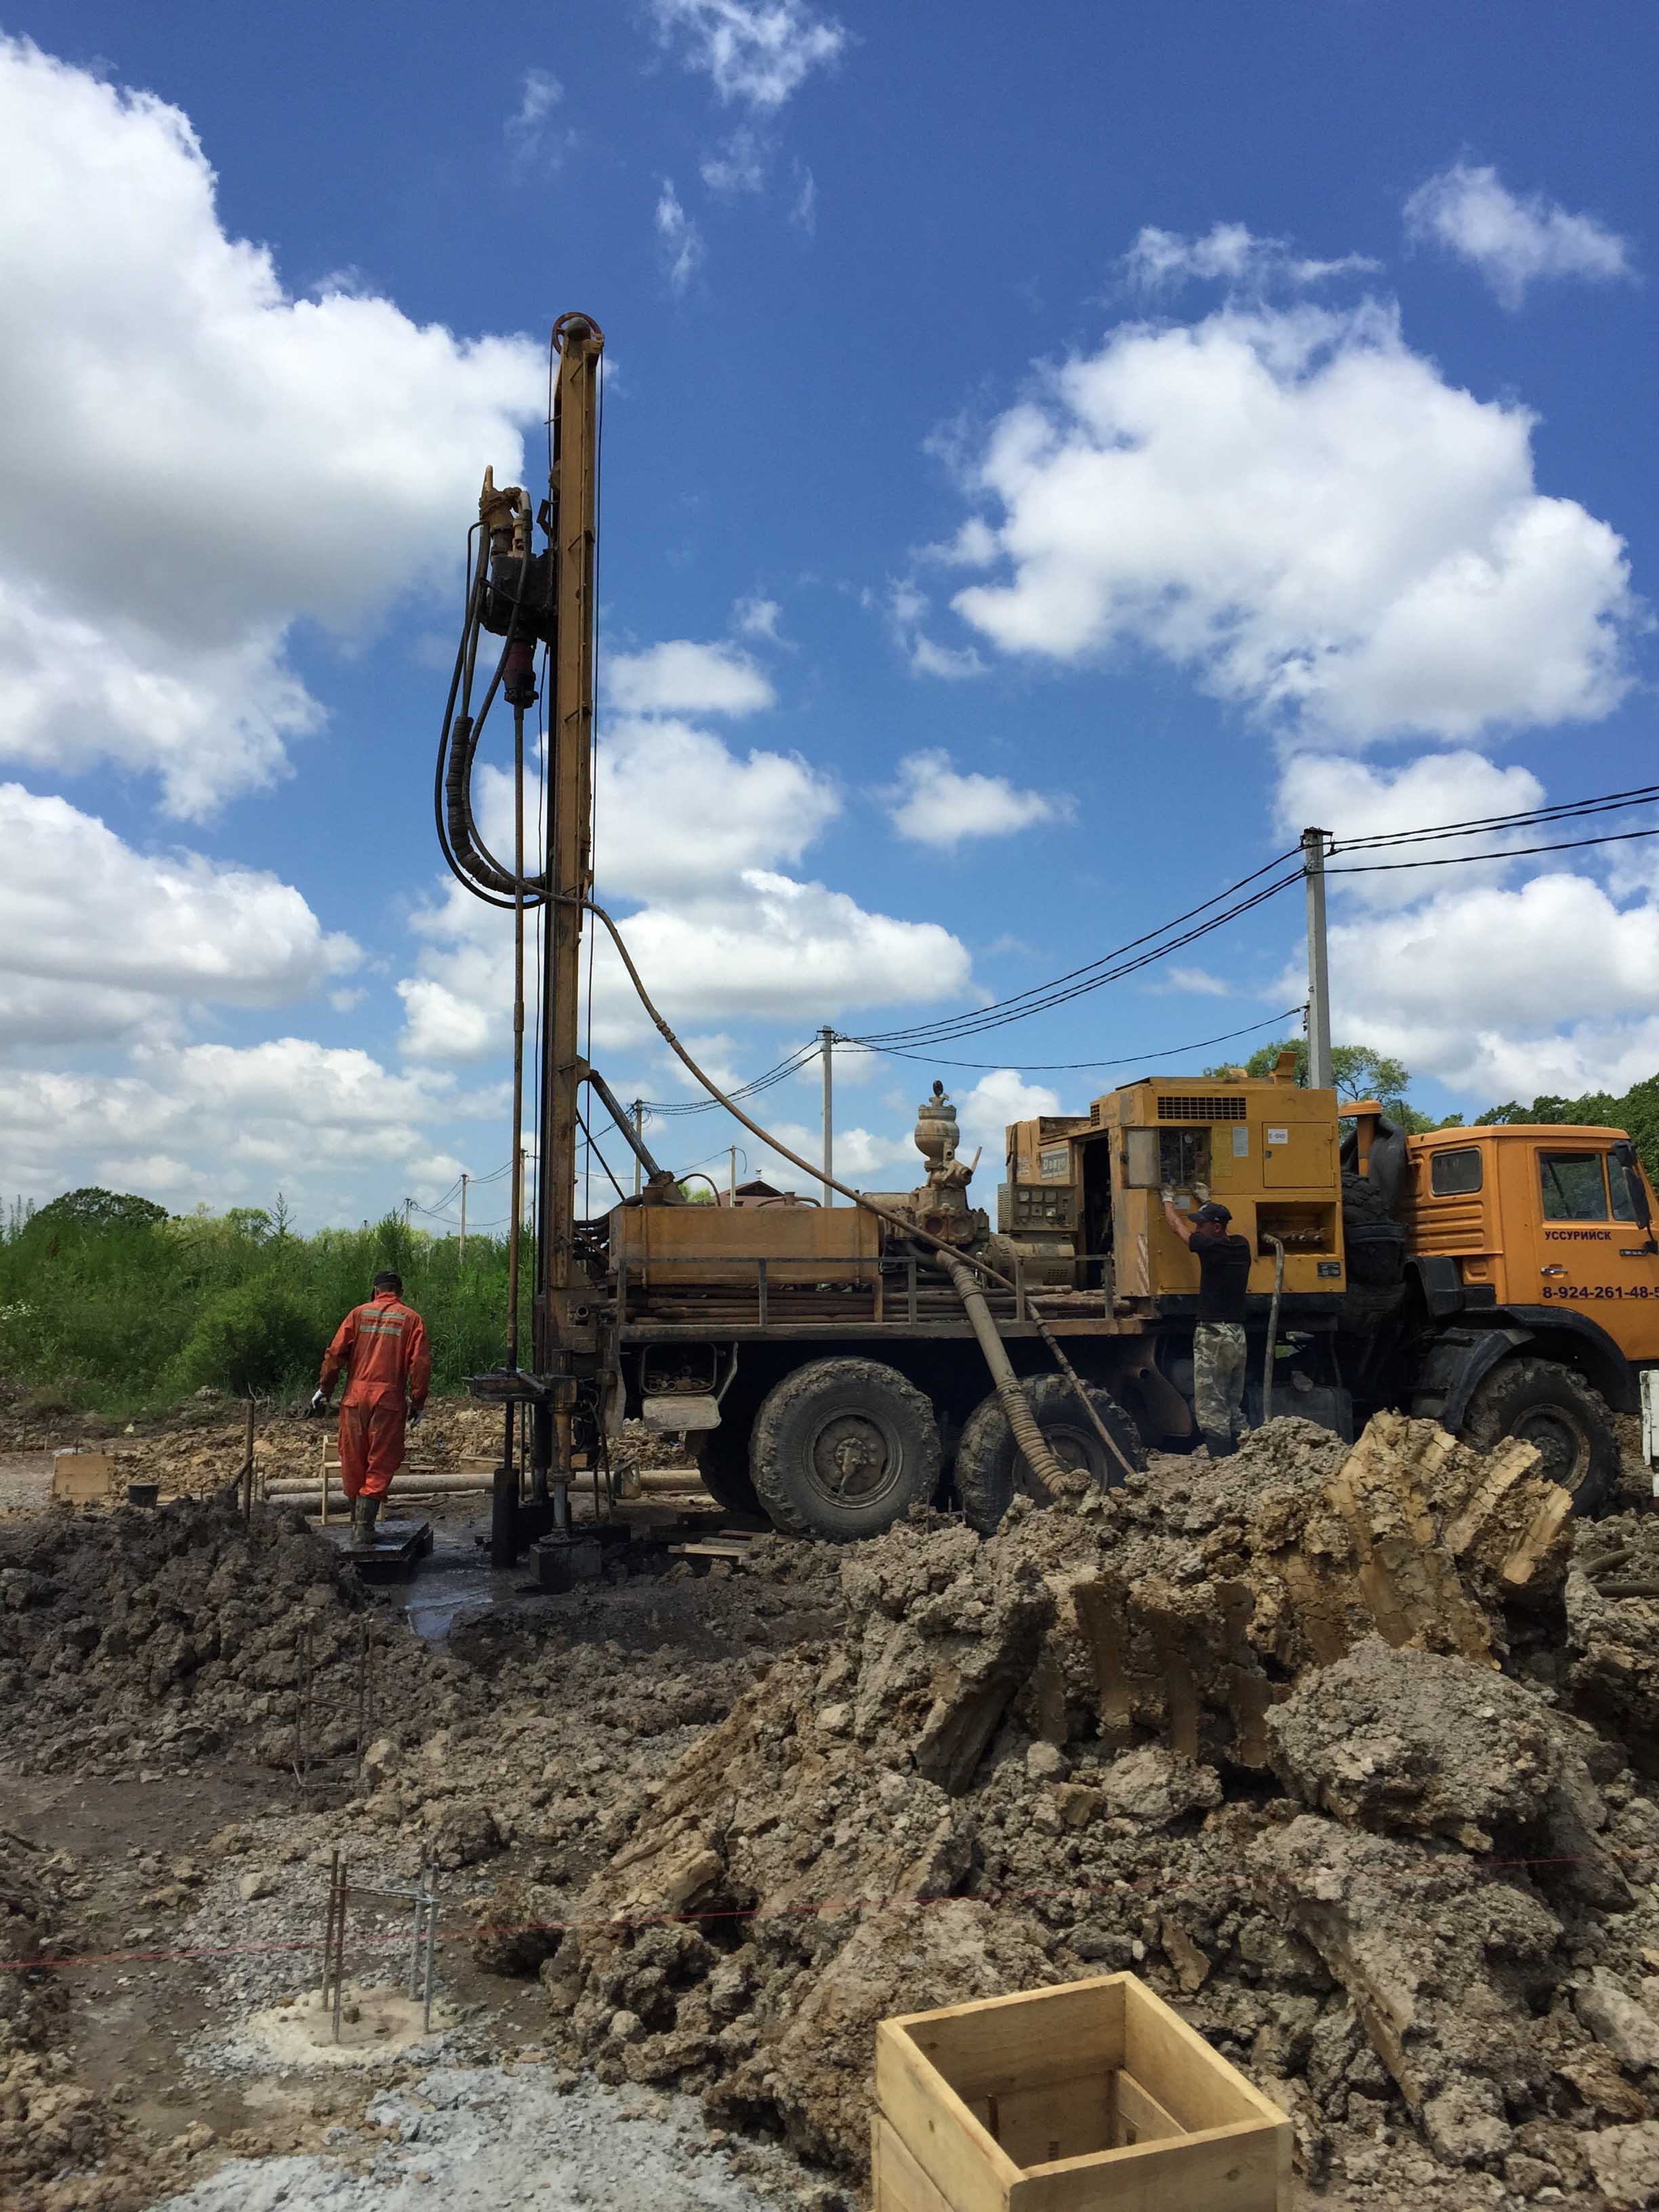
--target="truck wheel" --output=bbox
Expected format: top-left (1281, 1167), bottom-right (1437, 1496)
top-left (955, 1374), bottom-right (1145, 1535)
top-left (751, 1359), bottom-right (941, 1540)
top-left (1460, 1356), bottom-right (1618, 1517)
top-left (693, 1425), bottom-right (760, 1515)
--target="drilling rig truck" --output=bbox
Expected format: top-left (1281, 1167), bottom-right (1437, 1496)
top-left (437, 310), bottom-right (1651, 1573)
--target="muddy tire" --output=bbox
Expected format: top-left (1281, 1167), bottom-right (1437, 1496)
top-left (693, 1423), bottom-right (760, 1515)
top-left (1460, 1355), bottom-right (1618, 1517)
top-left (954, 1374), bottom-right (1145, 1535)
top-left (750, 1358), bottom-right (941, 1540)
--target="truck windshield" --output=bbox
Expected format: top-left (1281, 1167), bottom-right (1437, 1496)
top-left (1538, 1151), bottom-right (1608, 1221)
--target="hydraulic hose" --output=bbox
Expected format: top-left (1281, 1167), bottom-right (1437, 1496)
top-left (942, 1255), bottom-right (1068, 1498)
top-left (1261, 1234), bottom-right (1285, 1425)
top-left (577, 893), bottom-right (1141, 1486)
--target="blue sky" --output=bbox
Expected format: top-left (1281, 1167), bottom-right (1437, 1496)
top-left (3, 3), bottom-right (1658, 1228)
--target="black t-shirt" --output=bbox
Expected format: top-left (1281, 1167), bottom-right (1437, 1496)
top-left (1191, 1228), bottom-right (1252, 1323)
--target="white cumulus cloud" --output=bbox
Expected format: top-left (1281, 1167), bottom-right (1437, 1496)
top-left (1267, 750), bottom-right (1659, 1107)
top-left (0, 37), bottom-right (544, 816)
top-left (0, 782), bottom-right (358, 1052)
top-left (944, 295), bottom-right (1634, 744)
top-left (649, 0), bottom-right (846, 110)
top-left (1406, 163), bottom-right (1634, 308)
top-left (399, 701), bottom-right (970, 1063)
top-left (1277, 749), bottom-right (1550, 912)
top-left (1, 1039), bottom-right (478, 1218)
top-left (888, 750), bottom-right (1072, 849)
top-left (607, 638), bottom-right (775, 716)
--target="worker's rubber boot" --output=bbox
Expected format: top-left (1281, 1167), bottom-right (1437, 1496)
top-left (1201, 1431), bottom-right (1237, 1460)
top-left (358, 1497), bottom-right (381, 1547)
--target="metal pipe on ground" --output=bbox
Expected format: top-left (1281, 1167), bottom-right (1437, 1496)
top-left (265, 1477), bottom-right (496, 1504)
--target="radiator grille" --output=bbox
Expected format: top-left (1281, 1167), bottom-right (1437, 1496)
top-left (1157, 1094), bottom-right (1247, 1122)
top-left (1090, 1101), bottom-right (1103, 1126)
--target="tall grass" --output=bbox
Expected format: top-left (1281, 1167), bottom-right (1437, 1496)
top-left (0, 1199), bottom-right (527, 1416)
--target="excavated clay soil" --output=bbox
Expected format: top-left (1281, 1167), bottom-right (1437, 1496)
top-left (4, 1407), bottom-right (1659, 2210)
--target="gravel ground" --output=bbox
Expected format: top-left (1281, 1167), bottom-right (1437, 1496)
top-left (148, 2065), bottom-right (825, 2212)
top-left (0, 1449), bottom-right (52, 1511)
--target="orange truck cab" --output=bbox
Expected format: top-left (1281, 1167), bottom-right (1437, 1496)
top-left (1355, 1113), bottom-right (1659, 1512)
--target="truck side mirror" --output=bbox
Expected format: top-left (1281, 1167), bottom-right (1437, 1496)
top-left (1612, 1141), bottom-right (1652, 1229)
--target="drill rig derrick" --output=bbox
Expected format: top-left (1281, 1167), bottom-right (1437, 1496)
top-left (434, 311), bottom-right (610, 1571)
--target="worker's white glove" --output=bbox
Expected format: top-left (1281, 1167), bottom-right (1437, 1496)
top-left (310, 1389), bottom-right (328, 1416)
top-left (1194, 1182), bottom-right (1210, 1202)
top-left (1160, 1185), bottom-right (1174, 1204)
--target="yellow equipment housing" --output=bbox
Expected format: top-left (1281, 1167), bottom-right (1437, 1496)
top-left (1002, 1065), bottom-right (1346, 1314)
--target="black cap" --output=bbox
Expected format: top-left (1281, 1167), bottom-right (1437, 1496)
top-left (1193, 1202), bottom-right (1232, 1225)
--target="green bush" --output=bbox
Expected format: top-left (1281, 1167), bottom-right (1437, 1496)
top-left (0, 1189), bottom-right (524, 1415)
top-left (168, 1279), bottom-right (319, 1398)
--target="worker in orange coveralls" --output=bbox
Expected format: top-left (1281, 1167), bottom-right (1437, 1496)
top-left (311, 1271), bottom-right (431, 1546)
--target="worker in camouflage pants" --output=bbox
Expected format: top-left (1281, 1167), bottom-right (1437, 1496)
top-left (1162, 1193), bottom-right (1253, 1459)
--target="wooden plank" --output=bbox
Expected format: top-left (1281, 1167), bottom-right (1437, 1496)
top-left (1010, 2120), bottom-right (1288, 2212)
top-left (668, 1540), bottom-right (752, 1560)
top-left (1110, 2070), bottom-right (1184, 2149)
top-left (889, 1975), bottom-right (1125, 2104)
top-left (873, 2114), bottom-right (960, 2212)
top-left (876, 2021), bottom-right (1020, 2212)
top-left (1120, 1980), bottom-right (1286, 2134)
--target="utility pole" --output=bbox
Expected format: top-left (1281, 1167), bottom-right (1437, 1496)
top-left (821, 1026), bottom-right (834, 1206)
top-left (631, 1101), bottom-right (644, 1198)
top-left (1302, 825), bottom-right (1333, 1091)
top-left (728, 1145), bottom-right (738, 1206)
top-left (458, 1172), bottom-right (468, 1261)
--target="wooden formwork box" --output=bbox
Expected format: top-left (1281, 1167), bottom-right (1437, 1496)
top-left (51, 1450), bottom-right (114, 1501)
top-left (874, 1973), bottom-right (1291, 2212)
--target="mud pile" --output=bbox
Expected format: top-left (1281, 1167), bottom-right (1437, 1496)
top-left (347, 1549), bottom-right (844, 1888)
top-left (516, 1418), bottom-right (1659, 2206)
top-left (0, 1830), bottom-right (138, 2211)
top-left (0, 1498), bottom-right (472, 1776)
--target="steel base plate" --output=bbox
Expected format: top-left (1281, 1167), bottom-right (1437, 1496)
top-left (314, 1517), bottom-right (434, 1580)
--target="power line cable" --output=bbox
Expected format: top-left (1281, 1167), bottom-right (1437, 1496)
top-left (851, 847), bottom-right (1301, 1047)
top-left (1328, 823), bottom-right (1659, 874)
top-left (1334, 781), bottom-right (1659, 853)
top-left (841, 1005), bottom-right (1307, 1073)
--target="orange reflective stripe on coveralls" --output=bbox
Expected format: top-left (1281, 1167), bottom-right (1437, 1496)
top-left (319, 1292), bottom-right (431, 1502)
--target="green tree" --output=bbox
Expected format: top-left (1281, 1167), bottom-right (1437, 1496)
top-left (1475, 1074), bottom-right (1659, 1183)
top-left (28, 1187), bottom-right (169, 1235)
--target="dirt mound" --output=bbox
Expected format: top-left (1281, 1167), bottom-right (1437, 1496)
top-left (0, 1498), bottom-right (470, 1776)
top-left (1267, 1635), bottom-right (1627, 1901)
top-left (0, 1830), bottom-right (171, 2212)
top-left (1568, 1513), bottom-right (1659, 1749)
top-left (501, 1416), bottom-right (1659, 2206)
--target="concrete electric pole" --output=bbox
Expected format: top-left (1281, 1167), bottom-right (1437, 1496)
top-left (1301, 825), bottom-right (1333, 1091)
top-left (820, 1027), bottom-right (834, 1206)
top-left (458, 1172), bottom-right (468, 1261)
